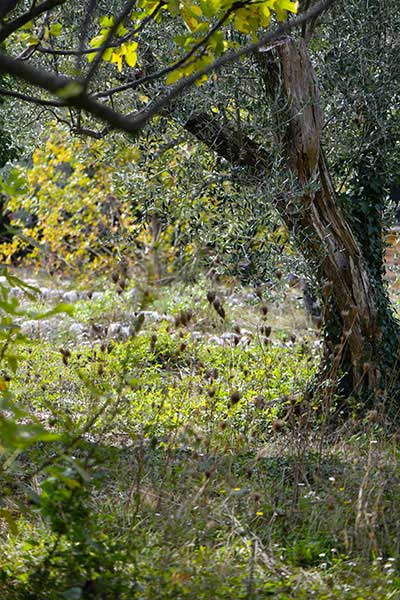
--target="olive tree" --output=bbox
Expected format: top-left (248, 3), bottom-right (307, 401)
top-left (1, 0), bottom-right (400, 412)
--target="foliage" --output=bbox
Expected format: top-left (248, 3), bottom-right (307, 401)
top-left (0, 123), bottom-right (290, 283)
top-left (0, 128), bottom-right (140, 275)
top-left (86, 0), bottom-right (298, 83)
top-left (1, 1), bottom-right (400, 597)
top-left (0, 269), bottom-right (73, 454)
top-left (0, 0), bottom-right (306, 152)
top-left (0, 66), bottom-right (18, 170)
top-left (0, 279), bottom-right (400, 598)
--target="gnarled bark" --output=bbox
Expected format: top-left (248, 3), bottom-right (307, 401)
top-left (270, 39), bottom-right (400, 403)
top-left (185, 37), bottom-right (400, 410)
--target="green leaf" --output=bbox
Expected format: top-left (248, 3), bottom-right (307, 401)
top-left (30, 302), bottom-right (74, 320)
top-left (49, 22), bottom-right (62, 36)
top-left (7, 355), bottom-right (18, 373)
top-left (2, 269), bottom-right (38, 300)
top-left (0, 509), bottom-right (18, 536)
top-left (0, 168), bottom-right (28, 196)
top-left (56, 82), bottom-right (84, 99)
top-left (200, 0), bottom-right (221, 18)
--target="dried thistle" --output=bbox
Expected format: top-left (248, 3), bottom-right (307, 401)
top-left (272, 419), bottom-right (284, 433)
top-left (230, 390), bottom-right (242, 405)
top-left (207, 290), bottom-right (217, 304)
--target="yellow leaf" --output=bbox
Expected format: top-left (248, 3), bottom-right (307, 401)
top-left (50, 22), bottom-right (62, 36)
top-left (103, 47), bottom-right (114, 61)
top-left (122, 42), bottom-right (138, 68)
top-left (278, 0), bottom-right (298, 12)
top-left (189, 4), bottom-right (202, 17)
top-left (100, 15), bottom-right (114, 27)
top-left (274, 0), bottom-right (298, 21)
top-left (200, 0), bottom-right (221, 17)
top-left (234, 8), bottom-right (251, 34)
top-left (19, 20), bottom-right (33, 31)
top-left (195, 74), bottom-right (208, 86)
top-left (181, 7), bottom-right (199, 31)
top-left (89, 34), bottom-right (106, 48)
top-left (117, 23), bottom-right (129, 36)
top-left (111, 50), bottom-right (123, 72)
top-left (125, 51), bottom-right (137, 68)
top-left (166, 69), bottom-right (183, 84)
top-left (259, 3), bottom-right (271, 27)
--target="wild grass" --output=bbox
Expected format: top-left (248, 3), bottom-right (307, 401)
top-left (1, 277), bottom-right (400, 598)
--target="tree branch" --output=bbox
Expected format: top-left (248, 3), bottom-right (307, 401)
top-left (131, 0), bottom-right (336, 130)
top-left (0, 1), bottom-right (22, 20)
top-left (17, 10), bottom-right (50, 61)
top-left (103, 3), bottom-right (239, 98)
top-left (0, 85), bottom-right (64, 106)
top-left (36, 2), bottom-right (163, 59)
top-left (76, 0), bottom-right (97, 71)
top-left (0, 0), bottom-right (336, 138)
top-left (93, 3), bottom-right (238, 100)
top-left (0, 0), bottom-right (67, 42)
top-left (184, 112), bottom-right (271, 169)
top-left (84, 0), bottom-right (136, 89)
top-left (0, 52), bottom-right (143, 133)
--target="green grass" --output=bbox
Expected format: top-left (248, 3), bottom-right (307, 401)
top-left (1, 278), bottom-right (400, 599)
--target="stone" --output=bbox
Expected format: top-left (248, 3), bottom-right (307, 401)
top-left (63, 290), bottom-right (79, 303)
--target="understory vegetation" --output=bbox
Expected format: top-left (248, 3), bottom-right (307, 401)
top-left (1, 273), bottom-right (400, 598)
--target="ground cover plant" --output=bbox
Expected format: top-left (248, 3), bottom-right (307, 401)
top-left (1, 273), bottom-right (400, 598)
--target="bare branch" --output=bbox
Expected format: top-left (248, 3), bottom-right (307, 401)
top-left (184, 111), bottom-right (271, 169)
top-left (76, 0), bottom-right (97, 71)
top-left (71, 126), bottom-right (108, 139)
top-left (37, 46), bottom-right (96, 56)
top-left (0, 0), bottom-right (67, 42)
top-left (0, 85), bottom-right (63, 106)
top-left (0, 1), bottom-right (22, 20)
top-left (17, 10), bottom-right (50, 60)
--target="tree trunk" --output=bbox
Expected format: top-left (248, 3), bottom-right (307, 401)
top-left (266, 38), bottom-right (400, 408)
top-left (185, 37), bottom-right (400, 412)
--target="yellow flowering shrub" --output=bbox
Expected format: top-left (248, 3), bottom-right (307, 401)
top-left (0, 128), bottom-right (140, 276)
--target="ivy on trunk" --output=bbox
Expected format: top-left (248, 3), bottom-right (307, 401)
top-left (185, 37), bottom-right (400, 413)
